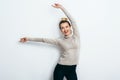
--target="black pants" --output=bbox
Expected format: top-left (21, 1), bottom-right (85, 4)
top-left (53, 63), bottom-right (78, 80)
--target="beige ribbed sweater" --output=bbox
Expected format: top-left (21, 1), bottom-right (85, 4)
top-left (27, 7), bottom-right (80, 65)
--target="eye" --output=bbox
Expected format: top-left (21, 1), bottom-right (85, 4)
top-left (66, 26), bottom-right (69, 28)
top-left (61, 27), bottom-right (64, 29)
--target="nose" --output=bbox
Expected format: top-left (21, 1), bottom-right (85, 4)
top-left (64, 28), bottom-right (68, 31)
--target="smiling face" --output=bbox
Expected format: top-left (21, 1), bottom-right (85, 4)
top-left (60, 22), bottom-right (71, 36)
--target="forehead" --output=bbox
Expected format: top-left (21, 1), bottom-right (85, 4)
top-left (60, 22), bottom-right (69, 27)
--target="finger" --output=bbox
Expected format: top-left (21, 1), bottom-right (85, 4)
top-left (19, 39), bottom-right (22, 42)
top-left (21, 39), bottom-right (24, 42)
top-left (19, 39), bottom-right (23, 42)
top-left (19, 40), bottom-right (21, 42)
top-left (52, 5), bottom-right (55, 7)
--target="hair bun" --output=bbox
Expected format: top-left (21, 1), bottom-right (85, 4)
top-left (61, 17), bottom-right (68, 21)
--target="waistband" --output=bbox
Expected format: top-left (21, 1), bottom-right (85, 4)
top-left (57, 63), bottom-right (77, 67)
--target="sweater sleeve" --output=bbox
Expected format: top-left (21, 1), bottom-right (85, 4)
top-left (27, 37), bottom-right (60, 46)
top-left (61, 7), bottom-right (80, 39)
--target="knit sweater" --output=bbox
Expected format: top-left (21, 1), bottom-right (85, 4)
top-left (27, 7), bottom-right (80, 65)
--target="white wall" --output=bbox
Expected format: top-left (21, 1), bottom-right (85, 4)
top-left (0, 0), bottom-right (120, 80)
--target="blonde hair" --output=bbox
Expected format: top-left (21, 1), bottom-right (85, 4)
top-left (61, 17), bottom-right (68, 21)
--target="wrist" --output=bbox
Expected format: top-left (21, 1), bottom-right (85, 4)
top-left (60, 6), bottom-right (64, 9)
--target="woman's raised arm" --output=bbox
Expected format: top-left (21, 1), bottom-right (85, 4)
top-left (52, 3), bottom-right (80, 38)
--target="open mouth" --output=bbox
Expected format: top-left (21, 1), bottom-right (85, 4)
top-left (64, 31), bottom-right (68, 34)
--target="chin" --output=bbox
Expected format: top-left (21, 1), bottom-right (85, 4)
top-left (65, 34), bottom-right (69, 36)
top-left (64, 32), bottom-right (70, 36)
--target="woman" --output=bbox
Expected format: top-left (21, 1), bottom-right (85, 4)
top-left (20, 3), bottom-right (80, 80)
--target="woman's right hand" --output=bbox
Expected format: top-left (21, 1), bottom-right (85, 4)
top-left (52, 3), bottom-right (63, 9)
top-left (19, 37), bottom-right (28, 43)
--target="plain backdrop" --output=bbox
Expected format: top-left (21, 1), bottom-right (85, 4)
top-left (0, 0), bottom-right (120, 80)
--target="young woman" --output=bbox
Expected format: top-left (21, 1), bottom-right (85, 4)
top-left (20, 3), bottom-right (80, 80)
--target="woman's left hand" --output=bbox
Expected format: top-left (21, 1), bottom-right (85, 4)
top-left (52, 3), bottom-right (63, 9)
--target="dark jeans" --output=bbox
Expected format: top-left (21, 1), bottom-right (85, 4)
top-left (53, 63), bottom-right (78, 80)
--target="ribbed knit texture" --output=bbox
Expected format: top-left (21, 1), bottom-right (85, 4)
top-left (27, 7), bottom-right (80, 65)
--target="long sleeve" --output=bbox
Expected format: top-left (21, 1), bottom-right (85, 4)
top-left (61, 7), bottom-right (80, 39)
top-left (27, 37), bottom-right (60, 46)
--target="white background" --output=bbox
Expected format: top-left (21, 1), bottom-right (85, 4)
top-left (0, 0), bottom-right (120, 80)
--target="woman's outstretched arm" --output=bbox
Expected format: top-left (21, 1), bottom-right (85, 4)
top-left (19, 37), bottom-right (60, 46)
top-left (52, 3), bottom-right (80, 38)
